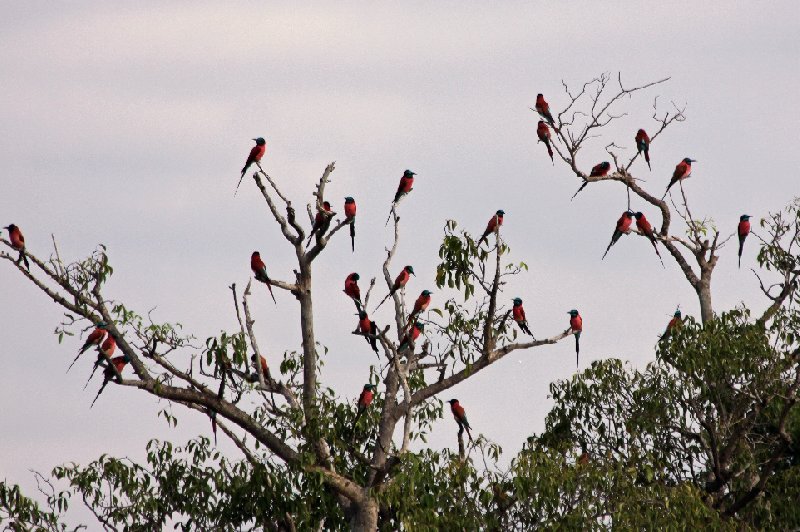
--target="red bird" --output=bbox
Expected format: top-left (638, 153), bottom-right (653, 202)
top-left (91, 354), bottom-right (130, 407)
top-left (251, 251), bottom-right (277, 304)
top-left (635, 129), bottom-right (651, 171)
top-left (737, 215), bottom-right (751, 269)
top-left (590, 161), bottom-right (611, 178)
top-left (602, 211), bottom-right (634, 260)
top-left (537, 120), bottom-right (554, 163)
top-left (535, 93), bottom-right (554, 125)
top-left (633, 212), bottom-right (663, 266)
top-left (84, 334), bottom-right (118, 390)
top-left (447, 399), bottom-right (473, 442)
top-left (68, 322), bottom-right (109, 372)
top-left (4, 224), bottom-right (30, 269)
top-left (352, 383), bottom-right (376, 428)
top-left (398, 321), bottom-right (424, 353)
top-left (374, 265), bottom-right (416, 311)
top-left (344, 197), bottom-right (357, 252)
top-left (393, 169), bottom-right (416, 204)
top-left (250, 353), bottom-right (271, 382)
top-left (307, 201), bottom-right (333, 244)
top-left (344, 273), bottom-right (362, 310)
top-left (409, 289), bottom-right (432, 319)
top-left (568, 309), bottom-right (582, 368)
top-left (661, 309), bottom-right (682, 342)
top-left (358, 311), bottom-right (379, 354)
top-left (478, 210), bottom-right (505, 246)
top-left (235, 137), bottom-right (267, 195)
top-left (662, 157), bottom-right (696, 199)
top-left (512, 298), bottom-right (534, 337)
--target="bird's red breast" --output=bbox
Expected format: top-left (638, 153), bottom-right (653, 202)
top-left (247, 144), bottom-right (266, 164)
top-left (100, 335), bottom-right (116, 357)
top-left (617, 213), bottom-right (633, 233)
top-left (345, 276), bottom-right (360, 299)
top-left (398, 175), bottom-right (414, 194)
top-left (110, 355), bottom-right (128, 374)
top-left (359, 315), bottom-right (371, 333)
top-left (394, 269), bottom-right (410, 290)
top-left (666, 317), bottom-right (679, 332)
top-left (673, 160), bottom-right (691, 180)
top-left (570, 314), bottom-right (583, 332)
top-left (9, 227), bottom-right (24, 250)
top-left (358, 389), bottom-right (374, 407)
top-left (535, 95), bottom-right (549, 114)
top-left (258, 355), bottom-right (269, 375)
top-left (590, 163), bottom-right (609, 177)
top-left (451, 401), bottom-right (466, 420)
top-left (537, 121), bottom-right (551, 141)
top-left (410, 325), bottom-right (421, 341)
top-left (413, 294), bottom-right (430, 314)
top-left (513, 305), bottom-right (526, 322)
top-left (487, 214), bottom-right (503, 232)
top-left (344, 201), bottom-right (357, 219)
top-left (86, 328), bottom-right (106, 345)
top-left (636, 216), bottom-right (653, 235)
top-left (251, 253), bottom-right (266, 273)
top-left (738, 220), bottom-right (751, 237)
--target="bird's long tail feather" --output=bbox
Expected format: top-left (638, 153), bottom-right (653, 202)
top-left (571, 181), bottom-right (589, 201)
top-left (350, 222), bottom-right (355, 252)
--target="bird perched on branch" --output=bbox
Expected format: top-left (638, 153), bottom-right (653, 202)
top-left (393, 169), bottom-right (416, 204)
top-left (374, 265), bottom-right (415, 311)
top-left (344, 197), bottom-right (357, 252)
top-left (358, 311), bottom-right (379, 354)
top-left (398, 321), bottom-right (424, 353)
top-left (84, 334), bottom-right (118, 390)
top-left (535, 93), bottom-right (554, 125)
top-left (68, 322), bottom-right (108, 372)
top-left (568, 309), bottom-right (583, 369)
top-left (661, 309), bottom-right (682, 342)
top-left (447, 399), bottom-right (474, 443)
top-left (91, 354), bottom-right (131, 407)
top-left (512, 298), bottom-right (535, 337)
top-left (344, 273), bottom-right (362, 310)
top-left (663, 157), bottom-right (696, 199)
top-left (250, 354), bottom-right (271, 382)
top-left (478, 210), bottom-right (505, 246)
top-left (537, 120), bottom-right (554, 163)
top-left (352, 384), bottom-right (376, 429)
top-left (635, 129), bottom-right (651, 170)
top-left (4, 224), bottom-right (29, 270)
top-left (307, 201), bottom-right (333, 244)
top-left (738, 215), bottom-right (751, 269)
top-left (251, 251), bottom-right (276, 304)
top-left (590, 161), bottom-right (611, 178)
top-left (602, 211), bottom-right (634, 259)
top-left (409, 290), bottom-right (431, 319)
top-left (235, 137), bottom-right (267, 195)
top-left (633, 212), bottom-right (663, 266)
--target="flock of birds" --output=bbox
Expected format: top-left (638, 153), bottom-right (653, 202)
top-left (0, 94), bottom-right (755, 442)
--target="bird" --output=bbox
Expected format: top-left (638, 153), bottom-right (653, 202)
top-left (250, 353), bottom-right (271, 382)
top-left (572, 162), bottom-right (611, 200)
top-left (398, 321), bottom-right (424, 353)
top-left (738, 215), bottom-right (751, 268)
top-left (602, 211), bottom-right (635, 259)
top-left (535, 93), bottom-right (554, 125)
top-left (4, 224), bottom-right (29, 270)
top-left (307, 201), bottom-right (333, 244)
top-left (393, 169), bottom-right (417, 204)
top-left (236, 137), bottom-right (267, 195)
top-left (374, 265), bottom-right (415, 311)
top-left (447, 399), bottom-right (474, 443)
top-left (251, 251), bottom-right (277, 304)
top-left (344, 273), bottom-right (362, 310)
top-left (409, 290), bottom-right (432, 318)
top-left (635, 129), bottom-right (651, 170)
top-left (91, 354), bottom-right (131, 408)
top-left (537, 120), bottom-right (554, 163)
top-left (568, 309), bottom-right (582, 369)
top-left (84, 334), bottom-right (118, 390)
top-left (358, 311), bottom-right (379, 354)
top-left (633, 212), bottom-right (664, 266)
top-left (478, 210), bottom-right (505, 246)
top-left (68, 322), bottom-right (108, 372)
top-left (661, 309), bottom-right (682, 342)
top-left (662, 158), bottom-right (696, 199)
top-left (352, 383), bottom-right (376, 426)
top-left (344, 197), bottom-right (357, 252)
top-left (512, 298), bottom-right (535, 337)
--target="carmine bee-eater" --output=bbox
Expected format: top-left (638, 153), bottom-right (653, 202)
top-left (393, 169), bottom-right (416, 204)
top-left (344, 273), bottom-right (362, 310)
top-left (68, 322), bottom-right (108, 372)
top-left (512, 298), bottom-right (535, 337)
top-left (447, 399), bottom-right (474, 443)
top-left (535, 93), bottom-right (554, 125)
top-left (344, 197), bottom-right (357, 252)
top-left (91, 354), bottom-right (130, 408)
top-left (4, 224), bottom-right (30, 270)
top-left (633, 212), bottom-right (664, 266)
top-left (235, 137), bottom-right (267, 195)
top-left (352, 383), bottom-right (376, 428)
top-left (398, 321), bottom-right (424, 353)
top-left (661, 309), bottom-right (682, 342)
top-left (84, 334), bottom-right (118, 390)
top-left (602, 211), bottom-right (634, 260)
top-left (251, 251), bottom-right (277, 304)
top-left (410, 289), bottom-right (432, 317)
top-left (307, 201), bottom-right (333, 245)
top-left (537, 121), bottom-right (554, 163)
top-left (249, 353), bottom-right (271, 382)
top-left (662, 157), bottom-right (696, 199)
top-left (478, 210), bottom-right (505, 246)
top-left (568, 309), bottom-right (582, 368)
top-left (738, 215), bottom-right (751, 269)
top-left (572, 162), bottom-right (611, 200)
top-left (374, 265), bottom-right (415, 311)
top-left (358, 311), bottom-right (379, 354)
top-left (635, 129), bottom-right (651, 170)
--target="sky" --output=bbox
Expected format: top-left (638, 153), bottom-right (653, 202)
top-left (1, 1), bottom-right (798, 522)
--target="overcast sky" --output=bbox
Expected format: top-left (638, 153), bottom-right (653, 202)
top-left (1, 1), bottom-right (798, 522)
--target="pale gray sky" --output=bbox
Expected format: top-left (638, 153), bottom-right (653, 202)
top-left (1, 1), bottom-right (798, 521)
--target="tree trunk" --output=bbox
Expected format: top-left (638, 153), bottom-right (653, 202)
top-left (699, 273), bottom-right (713, 324)
top-left (350, 499), bottom-right (378, 531)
